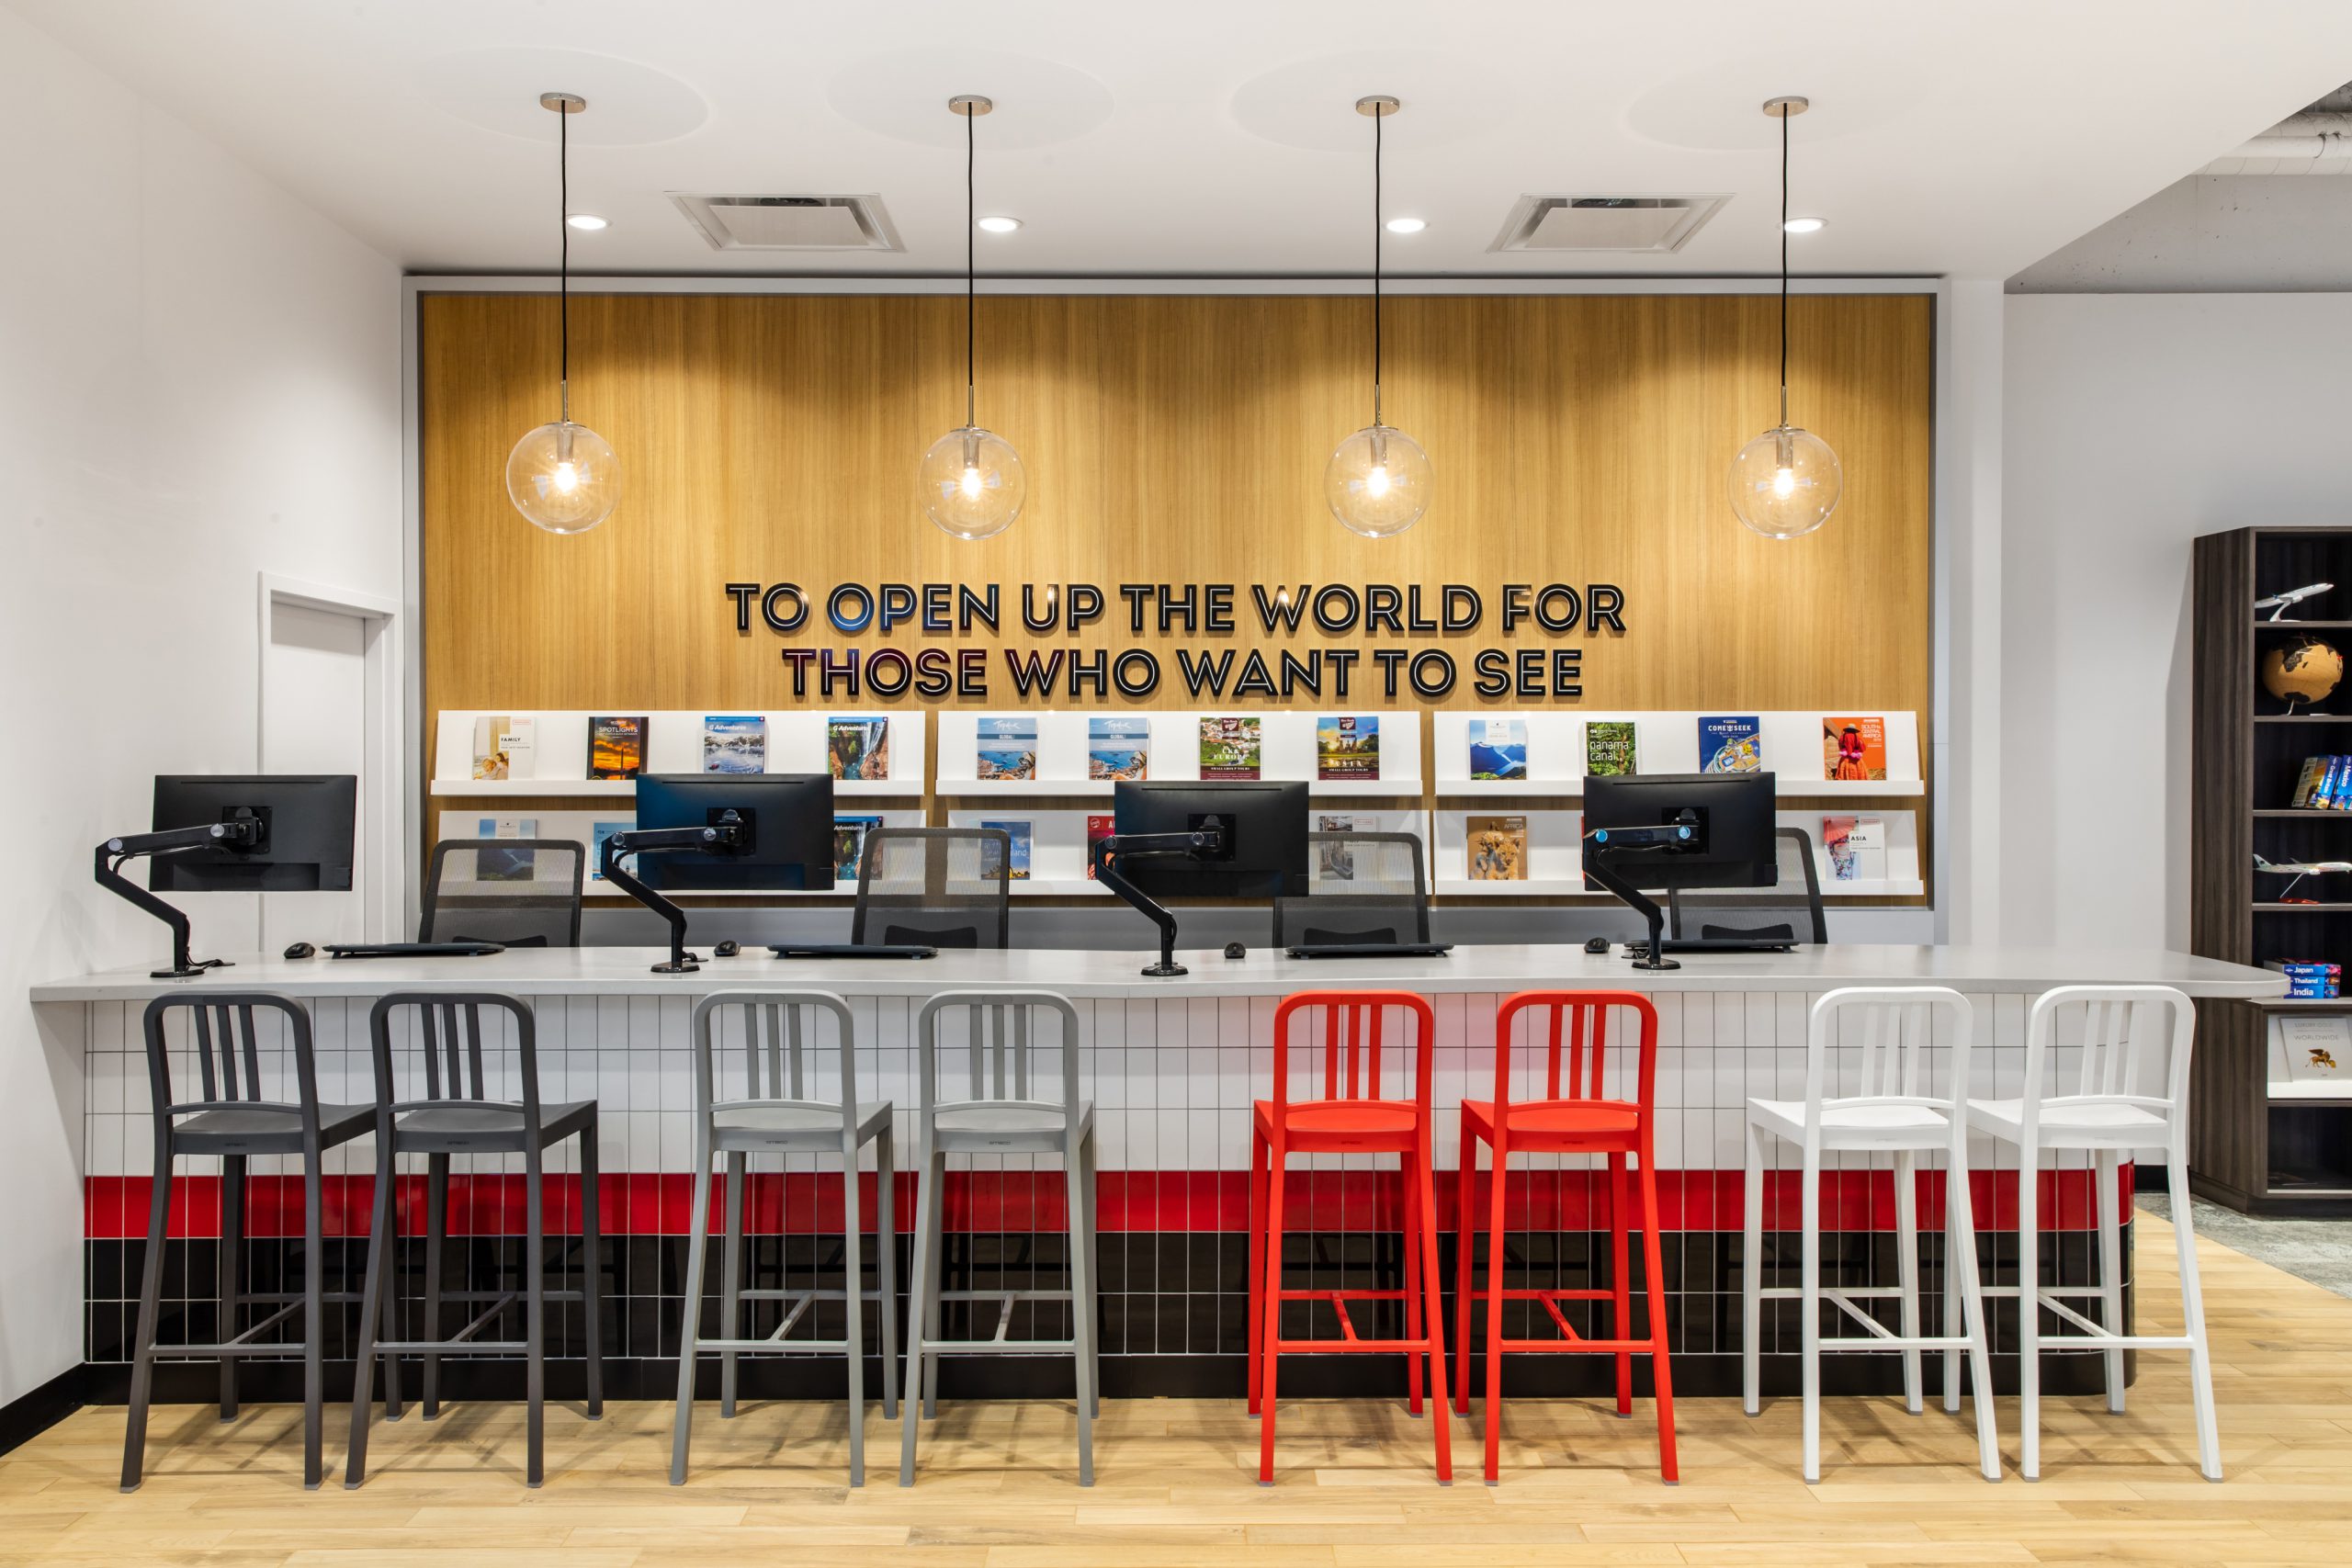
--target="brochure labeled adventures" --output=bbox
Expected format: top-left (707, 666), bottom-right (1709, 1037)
top-left (701, 714), bottom-right (766, 774)
top-left (828, 716), bottom-right (890, 781)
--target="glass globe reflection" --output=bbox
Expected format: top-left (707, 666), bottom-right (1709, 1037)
top-left (506, 420), bottom-right (620, 535)
top-left (918, 424), bottom-right (1026, 540)
top-left (1325, 423), bottom-right (1431, 537)
top-left (1727, 424), bottom-right (1841, 539)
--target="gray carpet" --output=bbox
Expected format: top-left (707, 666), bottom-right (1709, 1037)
top-left (2138, 1191), bottom-right (2352, 1300)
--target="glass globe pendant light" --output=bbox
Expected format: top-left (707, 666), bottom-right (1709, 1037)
top-left (919, 95), bottom-right (1026, 540)
top-left (507, 92), bottom-right (620, 534)
top-left (1728, 95), bottom-right (1840, 539)
top-left (1327, 96), bottom-right (1430, 537)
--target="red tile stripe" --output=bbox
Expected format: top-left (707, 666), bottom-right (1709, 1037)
top-left (84, 1166), bottom-right (2128, 1241)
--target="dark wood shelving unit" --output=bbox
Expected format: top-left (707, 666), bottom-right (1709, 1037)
top-left (2191, 525), bottom-right (2352, 1213)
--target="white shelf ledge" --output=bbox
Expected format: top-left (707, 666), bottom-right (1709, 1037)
top-left (434, 777), bottom-right (919, 798)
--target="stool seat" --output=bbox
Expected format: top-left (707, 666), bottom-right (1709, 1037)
top-left (1964, 1097), bottom-right (2166, 1145)
top-left (711, 1100), bottom-right (891, 1146)
top-left (391, 1099), bottom-right (594, 1152)
top-left (174, 1101), bottom-right (375, 1154)
top-left (934, 1101), bottom-right (1087, 1142)
top-left (1254, 1096), bottom-right (1419, 1145)
top-left (1747, 1097), bottom-right (1951, 1145)
top-left (1460, 1096), bottom-right (1640, 1145)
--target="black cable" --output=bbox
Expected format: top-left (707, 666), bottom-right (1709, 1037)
top-left (966, 102), bottom-right (977, 430)
top-left (1779, 103), bottom-right (1789, 430)
top-left (560, 97), bottom-right (570, 399)
top-left (1373, 103), bottom-right (1383, 427)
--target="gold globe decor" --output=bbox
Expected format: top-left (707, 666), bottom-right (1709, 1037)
top-left (2263, 637), bottom-right (2344, 710)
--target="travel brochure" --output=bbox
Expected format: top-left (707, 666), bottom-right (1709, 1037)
top-left (1822, 815), bottom-right (1886, 883)
top-left (978, 818), bottom-right (1032, 881)
top-left (1315, 812), bottom-right (1364, 882)
top-left (475, 816), bottom-right (537, 882)
top-left (1086, 813), bottom-right (1114, 877)
top-left (1089, 716), bottom-right (1149, 781)
top-left (976, 715), bottom-right (1038, 781)
top-left (470, 715), bottom-right (536, 782)
top-left (700, 714), bottom-right (766, 774)
top-left (1585, 719), bottom-right (1636, 777)
top-left (1198, 716), bottom-right (1261, 780)
top-left (2278, 1015), bottom-right (2352, 1083)
top-left (588, 819), bottom-right (629, 881)
top-left (1317, 716), bottom-right (1380, 781)
top-left (829, 716), bottom-right (890, 781)
top-left (1467, 717), bottom-right (1528, 781)
top-left (586, 716), bottom-right (647, 780)
top-left (1466, 814), bottom-right (1528, 881)
top-left (833, 813), bottom-right (884, 883)
top-left (1700, 714), bottom-right (1762, 773)
top-left (1824, 716), bottom-right (1888, 781)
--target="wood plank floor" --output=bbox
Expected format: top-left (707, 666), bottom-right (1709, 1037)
top-left (6, 1213), bottom-right (2350, 1566)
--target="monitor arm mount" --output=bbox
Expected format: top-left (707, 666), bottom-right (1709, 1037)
top-left (1580, 812), bottom-right (1700, 974)
top-left (1091, 825), bottom-right (1228, 978)
top-left (95, 818), bottom-right (265, 979)
top-left (604, 816), bottom-right (745, 974)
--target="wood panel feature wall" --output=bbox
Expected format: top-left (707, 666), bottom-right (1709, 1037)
top-left (420, 290), bottom-right (1936, 900)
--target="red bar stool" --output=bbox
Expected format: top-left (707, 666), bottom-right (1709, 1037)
top-left (1249, 989), bottom-right (1451, 1485)
top-left (1453, 989), bottom-right (1677, 1484)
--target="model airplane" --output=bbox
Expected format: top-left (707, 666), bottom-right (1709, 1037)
top-left (2257, 582), bottom-right (2334, 622)
top-left (2255, 852), bottom-right (2352, 900)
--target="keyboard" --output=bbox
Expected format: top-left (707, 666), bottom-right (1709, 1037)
top-left (1284, 942), bottom-right (1454, 960)
top-left (769, 943), bottom-right (937, 961)
top-left (325, 942), bottom-right (504, 960)
top-left (1630, 939), bottom-right (1795, 958)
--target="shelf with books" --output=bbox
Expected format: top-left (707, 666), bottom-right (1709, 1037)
top-left (933, 709), bottom-right (1422, 794)
top-left (435, 806), bottom-right (926, 897)
top-left (1430, 709), bottom-right (1923, 795)
top-left (1426, 807), bottom-right (1923, 900)
top-left (943, 807), bottom-right (1119, 895)
top-left (430, 709), bottom-right (928, 796)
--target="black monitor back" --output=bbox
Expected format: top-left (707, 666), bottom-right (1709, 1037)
top-left (1114, 780), bottom-right (1309, 899)
top-left (1582, 771), bottom-right (1777, 891)
top-left (632, 773), bottom-right (834, 891)
top-left (150, 775), bottom-right (356, 892)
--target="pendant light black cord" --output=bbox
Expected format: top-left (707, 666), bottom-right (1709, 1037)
top-left (966, 103), bottom-right (977, 431)
top-left (1372, 104), bottom-right (1384, 429)
top-left (560, 99), bottom-right (570, 414)
top-left (1778, 104), bottom-right (1789, 431)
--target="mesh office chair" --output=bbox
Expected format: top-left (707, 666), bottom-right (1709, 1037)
top-left (1667, 828), bottom-right (1826, 945)
top-left (851, 828), bottom-right (1011, 950)
top-left (419, 839), bottom-right (586, 948)
top-left (1272, 829), bottom-right (1430, 947)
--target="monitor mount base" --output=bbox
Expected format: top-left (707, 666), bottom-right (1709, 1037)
top-left (1091, 828), bottom-right (1227, 978)
top-left (95, 822), bottom-right (262, 979)
top-left (1582, 823), bottom-right (1698, 974)
top-left (604, 821), bottom-right (742, 974)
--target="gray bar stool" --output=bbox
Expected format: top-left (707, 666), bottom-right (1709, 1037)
top-left (346, 991), bottom-right (605, 1488)
top-left (899, 989), bottom-right (1099, 1486)
top-left (671, 990), bottom-right (899, 1485)
top-left (121, 993), bottom-right (375, 1492)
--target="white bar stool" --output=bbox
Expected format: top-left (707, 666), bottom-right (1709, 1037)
top-left (1966, 984), bottom-right (2219, 1482)
top-left (1742, 986), bottom-right (2001, 1483)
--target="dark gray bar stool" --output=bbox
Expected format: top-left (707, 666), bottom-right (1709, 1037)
top-left (121, 993), bottom-right (374, 1492)
top-left (346, 991), bottom-right (605, 1488)
top-left (900, 989), bottom-right (1098, 1486)
top-left (671, 990), bottom-right (899, 1485)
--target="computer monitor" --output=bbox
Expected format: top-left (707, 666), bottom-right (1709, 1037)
top-left (1113, 780), bottom-right (1309, 899)
top-left (1581, 772), bottom-right (1777, 891)
top-left (149, 775), bottom-right (356, 892)
top-left (629, 773), bottom-right (834, 892)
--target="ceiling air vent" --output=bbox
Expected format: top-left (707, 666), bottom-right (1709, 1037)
top-left (669, 194), bottom-right (904, 252)
top-left (1490, 195), bottom-right (1729, 254)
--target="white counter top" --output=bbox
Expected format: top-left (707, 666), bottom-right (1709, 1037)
top-left (28, 943), bottom-right (2287, 1005)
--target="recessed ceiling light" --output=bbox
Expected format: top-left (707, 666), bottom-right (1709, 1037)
top-left (977, 215), bottom-right (1022, 233)
top-left (1385, 216), bottom-right (1427, 234)
top-left (1781, 215), bottom-right (1825, 233)
top-left (566, 212), bottom-right (608, 231)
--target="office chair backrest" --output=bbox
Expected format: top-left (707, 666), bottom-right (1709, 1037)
top-left (141, 992), bottom-right (319, 1118)
top-left (1667, 827), bottom-right (1826, 944)
top-left (1273, 829), bottom-right (1430, 945)
top-left (419, 839), bottom-right (585, 948)
top-left (853, 827), bottom-right (1011, 949)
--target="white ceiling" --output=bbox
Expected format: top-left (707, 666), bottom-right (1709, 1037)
top-left (15, 0), bottom-right (2352, 282)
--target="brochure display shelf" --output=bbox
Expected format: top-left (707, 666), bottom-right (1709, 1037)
top-left (430, 710), bottom-right (928, 798)
top-left (435, 807), bottom-right (924, 899)
top-left (1430, 709), bottom-right (1925, 798)
top-left (940, 807), bottom-right (1431, 898)
top-left (2191, 525), bottom-right (2352, 1212)
top-left (1428, 809), bottom-right (1925, 900)
top-left (933, 710), bottom-right (1420, 799)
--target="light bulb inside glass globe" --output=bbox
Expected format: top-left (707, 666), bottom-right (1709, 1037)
top-left (1727, 423), bottom-right (1840, 539)
top-left (918, 424), bottom-right (1026, 540)
top-left (507, 420), bottom-right (620, 534)
top-left (1326, 423), bottom-right (1430, 537)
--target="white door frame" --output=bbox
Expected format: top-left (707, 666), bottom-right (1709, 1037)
top-left (256, 572), bottom-right (403, 942)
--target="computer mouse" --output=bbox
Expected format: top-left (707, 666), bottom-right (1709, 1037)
top-left (282, 942), bottom-right (316, 961)
top-left (1224, 942), bottom-right (1248, 960)
top-left (1584, 937), bottom-right (1611, 954)
top-left (714, 940), bottom-right (741, 958)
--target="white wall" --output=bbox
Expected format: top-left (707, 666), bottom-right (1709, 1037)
top-left (2002, 293), bottom-right (2352, 951)
top-left (0, 8), bottom-right (401, 1404)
